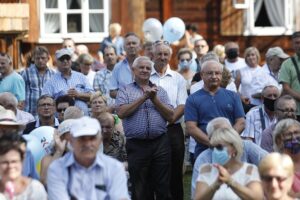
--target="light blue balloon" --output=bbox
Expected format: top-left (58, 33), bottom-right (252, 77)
top-left (163, 17), bottom-right (185, 43)
top-left (23, 134), bottom-right (45, 165)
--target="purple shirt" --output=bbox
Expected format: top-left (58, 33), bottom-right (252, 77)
top-left (116, 82), bottom-right (173, 139)
top-left (260, 123), bottom-right (276, 152)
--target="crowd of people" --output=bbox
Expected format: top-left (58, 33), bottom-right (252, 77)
top-left (1, 21), bottom-right (300, 199)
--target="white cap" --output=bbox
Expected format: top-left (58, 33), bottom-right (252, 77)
top-left (57, 119), bottom-right (74, 136)
top-left (266, 47), bottom-right (289, 59)
top-left (70, 116), bottom-right (101, 138)
top-left (55, 48), bottom-right (72, 59)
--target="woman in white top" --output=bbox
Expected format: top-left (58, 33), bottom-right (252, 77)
top-left (195, 127), bottom-right (263, 200)
top-left (235, 47), bottom-right (263, 106)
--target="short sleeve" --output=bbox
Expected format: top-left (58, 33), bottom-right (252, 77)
top-left (279, 59), bottom-right (292, 84)
top-left (184, 95), bottom-right (198, 122)
top-left (196, 164), bottom-right (216, 186)
top-left (244, 164), bottom-right (261, 184)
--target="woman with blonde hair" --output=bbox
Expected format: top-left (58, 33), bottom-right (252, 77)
top-left (195, 127), bottom-right (263, 200)
top-left (235, 46), bottom-right (263, 106)
top-left (90, 91), bottom-right (123, 133)
top-left (259, 152), bottom-right (296, 200)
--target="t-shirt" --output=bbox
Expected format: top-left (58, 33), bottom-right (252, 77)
top-left (185, 88), bottom-right (245, 155)
top-left (197, 163), bottom-right (260, 200)
top-left (279, 55), bottom-right (300, 115)
top-left (0, 71), bottom-right (25, 101)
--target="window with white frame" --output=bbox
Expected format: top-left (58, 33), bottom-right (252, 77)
top-left (39, 0), bottom-right (109, 43)
top-left (243, 0), bottom-right (293, 36)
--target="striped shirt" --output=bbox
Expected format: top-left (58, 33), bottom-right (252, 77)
top-left (150, 65), bottom-right (187, 123)
top-left (42, 70), bottom-right (94, 115)
top-left (93, 68), bottom-right (114, 105)
top-left (21, 64), bottom-right (55, 116)
top-left (116, 82), bottom-right (173, 139)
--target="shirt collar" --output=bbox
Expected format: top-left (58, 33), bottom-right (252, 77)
top-left (35, 117), bottom-right (60, 127)
top-left (64, 151), bottom-right (104, 169)
top-left (151, 64), bottom-right (173, 77)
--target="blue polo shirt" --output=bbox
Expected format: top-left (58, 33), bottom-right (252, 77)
top-left (184, 88), bottom-right (245, 156)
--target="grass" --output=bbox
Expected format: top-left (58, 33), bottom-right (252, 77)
top-left (183, 170), bottom-right (192, 200)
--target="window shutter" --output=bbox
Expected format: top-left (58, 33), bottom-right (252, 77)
top-left (221, 0), bottom-right (244, 35)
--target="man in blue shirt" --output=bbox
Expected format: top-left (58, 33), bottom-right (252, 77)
top-left (47, 116), bottom-right (129, 200)
top-left (42, 48), bottom-right (93, 115)
top-left (109, 32), bottom-right (141, 99)
top-left (116, 56), bottom-right (174, 200)
top-left (185, 60), bottom-right (245, 159)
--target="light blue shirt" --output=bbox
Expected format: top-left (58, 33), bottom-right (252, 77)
top-left (0, 71), bottom-right (25, 101)
top-left (22, 150), bottom-right (39, 180)
top-left (42, 70), bottom-right (93, 115)
top-left (47, 152), bottom-right (129, 200)
top-left (191, 140), bottom-right (268, 199)
top-left (109, 59), bottom-right (133, 91)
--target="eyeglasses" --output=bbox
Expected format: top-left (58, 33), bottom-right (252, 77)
top-left (0, 159), bottom-right (21, 166)
top-left (153, 40), bottom-right (170, 47)
top-left (204, 71), bottom-right (222, 76)
top-left (38, 103), bottom-right (54, 108)
top-left (261, 175), bottom-right (288, 183)
top-left (276, 108), bottom-right (296, 114)
top-left (180, 59), bottom-right (191, 62)
top-left (58, 55), bottom-right (71, 62)
top-left (210, 144), bottom-right (226, 151)
top-left (57, 108), bottom-right (67, 113)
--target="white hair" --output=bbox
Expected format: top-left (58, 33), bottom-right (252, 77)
top-left (132, 56), bottom-right (154, 69)
top-left (206, 117), bottom-right (232, 138)
top-left (200, 60), bottom-right (224, 72)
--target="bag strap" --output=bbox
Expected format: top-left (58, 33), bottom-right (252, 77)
top-left (291, 56), bottom-right (300, 84)
top-left (259, 107), bottom-right (266, 130)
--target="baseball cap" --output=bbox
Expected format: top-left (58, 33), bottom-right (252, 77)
top-left (55, 48), bottom-right (72, 60)
top-left (266, 47), bottom-right (289, 59)
top-left (0, 106), bottom-right (25, 129)
top-left (57, 119), bottom-right (75, 136)
top-left (70, 116), bottom-right (101, 137)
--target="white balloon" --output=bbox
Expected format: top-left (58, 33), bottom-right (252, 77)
top-left (163, 17), bottom-right (186, 43)
top-left (143, 18), bottom-right (163, 42)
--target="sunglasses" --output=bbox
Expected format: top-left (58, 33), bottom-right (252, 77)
top-left (210, 144), bottom-right (226, 151)
top-left (153, 40), bottom-right (170, 46)
top-left (58, 55), bottom-right (71, 62)
top-left (57, 108), bottom-right (67, 113)
top-left (261, 175), bottom-right (288, 183)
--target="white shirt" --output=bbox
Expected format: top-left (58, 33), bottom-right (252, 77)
top-left (150, 65), bottom-right (188, 123)
top-left (239, 66), bottom-right (263, 105)
top-left (224, 57), bottom-right (246, 79)
top-left (241, 105), bottom-right (277, 145)
top-left (86, 70), bottom-right (96, 86)
top-left (16, 109), bottom-right (35, 125)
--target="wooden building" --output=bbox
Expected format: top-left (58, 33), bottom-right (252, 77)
top-left (0, 0), bottom-right (299, 69)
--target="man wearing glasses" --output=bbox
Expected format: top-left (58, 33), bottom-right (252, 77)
top-left (261, 95), bottom-right (297, 152)
top-left (42, 48), bottom-right (93, 115)
top-left (185, 60), bottom-right (245, 160)
top-left (22, 95), bottom-right (59, 134)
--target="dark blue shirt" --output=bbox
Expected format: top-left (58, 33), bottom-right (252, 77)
top-left (116, 82), bottom-right (173, 139)
top-left (185, 88), bottom-right (245, 155)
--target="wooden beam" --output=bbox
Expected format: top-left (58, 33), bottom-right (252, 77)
top-left (161, 0), bottom-right (172, 22)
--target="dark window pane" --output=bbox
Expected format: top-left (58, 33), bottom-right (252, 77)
top-left (67, 0), bottom-right (82, 9)
top-left (67, 14), bottom-right (82, 32)
top-left (89, 14), bottom-right (104, 32)
top-left (89, 0), bottom-right (103, 9)
top-left (45, 14), bottom-right (60, 33)
top-left (46, 0), bottom-right (58, 8)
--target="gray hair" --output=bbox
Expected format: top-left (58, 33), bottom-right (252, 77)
top-left (64, 106), bottom-right (84, 120)
top-left (200, 51), bottom-right (220, 65)
top-left (0, 92), bottom-right (18, 107)
top-left (273, 118), bottom-right (300, 152)
top-left (206, 117), bottom-right (232, 138)
top-left (201, 60), bottom-right (224, 72)
top-left (132, 56), bottom-right (153, 69)
top-left (210, 127), bottom-right (244, 161)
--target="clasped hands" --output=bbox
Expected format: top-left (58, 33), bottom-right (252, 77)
top-left (212, 164), bottom-right (234, 189)
top-left (142, 85), bottom-right (158, 100)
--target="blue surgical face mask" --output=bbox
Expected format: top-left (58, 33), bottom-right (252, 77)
top-left (178, 60), bottom-right (191, 70)
top-left (284, 138), bottom-right (300, 154)
top-left (212, 146), bottom-right (231, 165)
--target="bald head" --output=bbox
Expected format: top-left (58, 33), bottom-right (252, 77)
top-left (0, 92), bottom-right (18, 113)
